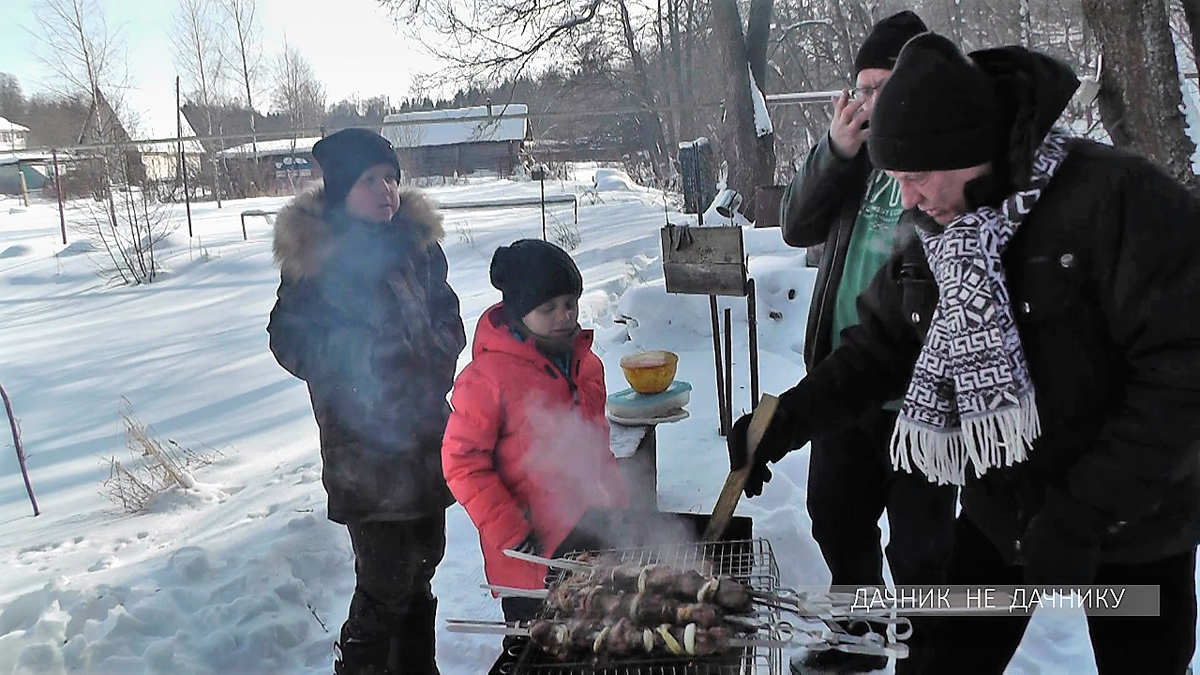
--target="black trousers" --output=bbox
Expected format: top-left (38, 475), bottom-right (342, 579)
top-left (899, 515), bottom-right (1198, 675)
top-left (339, 512), bottom-right (447, 675)
top-left (807, 407), bottom-right (959, 592)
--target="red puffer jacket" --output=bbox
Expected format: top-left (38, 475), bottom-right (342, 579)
top-left (443, 303), bottom-right (630, 590)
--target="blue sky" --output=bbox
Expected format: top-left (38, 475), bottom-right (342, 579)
top-left (0, 0), bottom-right (439, 138)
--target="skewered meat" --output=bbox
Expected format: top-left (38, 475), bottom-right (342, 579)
top-left (544, 584), bottom-right (733, 628)
top-left (527, 617), bottom-right (742, 661)
top-left (556, 563), bottom-right (755, 615)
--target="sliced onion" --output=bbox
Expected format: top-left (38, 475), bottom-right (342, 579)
top-left (555, 625), bottom-right (568, 646)
top-left (629, 592), bottom-right (641, 620)
top-left (684, 623), bottom-right (697, 655)
top-left (638, 565), bottom-right (652, 594)
top-left (593, 626), bottom-right (610, 654)
top-left (643, 628), bottom-right (654, 652)
top-left (698, 578), bottom-right (718, 603)
top-left (657, 624), bottom-right (683, 655)
top-left (584, 586), bottom-right (602, 614)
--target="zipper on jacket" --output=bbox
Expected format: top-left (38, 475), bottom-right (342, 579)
top-left (543, 363), bottom-right (580, 405)
top-left (812, 216), bottom-right (846, 356)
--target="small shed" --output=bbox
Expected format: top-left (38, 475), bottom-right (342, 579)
top-left (381, 104), bottom-right (529, 178)
top-left (216, 136), bottom-right (323, 195)
top-left (0, 152), bottom-right (51, 195)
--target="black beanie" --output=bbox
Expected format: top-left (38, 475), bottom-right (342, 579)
top-left (867, 32), bottom-right (1003, 172)
top-left (311, 128), bottom-right (401, 206)
top-left (854, 10), bottom-right (928, 76)
top-left (490, 239), bottom-right (583, 323)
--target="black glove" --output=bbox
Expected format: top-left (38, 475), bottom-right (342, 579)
top-left (1019, 486), bottom-right (1106, 588)
top-left (727, 405), bottom-right (800, 499)
top-left (512, 531), bottom-right (542, 557)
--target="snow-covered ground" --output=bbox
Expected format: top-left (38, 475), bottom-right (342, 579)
top-left (0, 165), bottom-right (1185, 674)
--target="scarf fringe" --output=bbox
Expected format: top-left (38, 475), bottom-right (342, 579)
top-left (890, 394), bottom-right (1042, 486)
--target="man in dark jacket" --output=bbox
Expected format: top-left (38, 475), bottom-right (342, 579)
top-left (732, 32), bottom-right (1200, 675)
top-left (267, 128), bottom-right (467, 675)
top-left (778, 10), bottom-right (958, 673)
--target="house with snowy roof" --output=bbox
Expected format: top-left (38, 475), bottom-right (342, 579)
top-left (0, 117), bottom-right (30, 152)
top-left (381, 103), bottom-right (530, 178)
top-left (215, 135), bottom-right (322, 196)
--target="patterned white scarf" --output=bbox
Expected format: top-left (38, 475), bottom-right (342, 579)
top-left (890, 129), bottom-right (1072, 486)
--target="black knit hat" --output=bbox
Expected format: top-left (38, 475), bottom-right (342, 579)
top-left (854, 10), bottom-right (928, 76)
top-left (867, 32), bottom-right (1004, 172)
top-left (311, 128), bottom-right (401, 206)
top-left (490, 239), bottom-right (583, 323)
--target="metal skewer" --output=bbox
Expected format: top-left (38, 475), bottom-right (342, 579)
top-left (444, 617), bottom-right (788, 649)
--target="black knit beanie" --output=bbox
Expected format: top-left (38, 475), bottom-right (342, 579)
top-left (490, 239), bottom-right (583, 323)
top-left (854, 10), bottom-right (928, 76)
top-left (311, 128), bottom-right (401, 206)
top-left (867, 32), bottom-right (1004, 172)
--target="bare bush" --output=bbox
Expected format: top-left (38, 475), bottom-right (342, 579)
top-left (101, 398), bottom-right (220, 512)
top-left (72, 163), bottom-right (178, 285)
top-left (549, 213), bottom-right (581, 250)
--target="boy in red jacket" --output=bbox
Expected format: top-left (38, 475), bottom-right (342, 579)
top-left (442, 239), bottom-right (630, 631)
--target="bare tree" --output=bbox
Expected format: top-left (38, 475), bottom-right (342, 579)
top-left (0, 73), bottom-right (25, 121)
top-left (712, 0), bottom-right (776, 221)
top-left (1173, 0), bottom-right (1200, 77)
top-left (222, 0), bottom-right (263, 151)
top-left (377, 0), bottom-right (677, 181)
top-left (1082, 0), bottom-right (1198, 190)
top-left (173, 0), bottom-right (227, 204)
top-left (272, 42), bottom-right (327, 130)
top-left (28, 0), bottom-right (127, 102)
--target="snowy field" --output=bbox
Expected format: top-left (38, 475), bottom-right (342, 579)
top-left (0, 166), bottom-right (1188, 674)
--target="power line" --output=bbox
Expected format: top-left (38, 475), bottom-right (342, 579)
top-left (24, 94), bottom-right (838, 155)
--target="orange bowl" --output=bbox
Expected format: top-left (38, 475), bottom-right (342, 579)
top-left (619, 350), bottom-right (679, 395)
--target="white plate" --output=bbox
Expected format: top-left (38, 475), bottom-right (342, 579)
top-left (606, 408), bottom-right (690, 426)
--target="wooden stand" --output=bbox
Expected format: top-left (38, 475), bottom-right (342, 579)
top-left (614, 426), bottom-right (658, 511)
top-left (662, 225), bottom-right (761, 436)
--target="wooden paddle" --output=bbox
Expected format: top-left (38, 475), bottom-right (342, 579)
top-left (702, 394), bottom-right (780, 542)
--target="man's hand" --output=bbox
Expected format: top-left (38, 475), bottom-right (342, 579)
top-left (829, 90), bottom-right (872, 159)
top-left (726, 407), bottom-right (799, 498)
top-left (1019, 487), bottom-right (1106, 587)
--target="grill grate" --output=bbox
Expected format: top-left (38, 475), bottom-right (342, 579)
top-left (502, 537), bottom-right (784, 675)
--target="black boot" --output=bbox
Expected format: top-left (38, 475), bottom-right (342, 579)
top-left (788, 621), bottom-right (890, 674)
top-left (394, 595), bottom-right (440, 675)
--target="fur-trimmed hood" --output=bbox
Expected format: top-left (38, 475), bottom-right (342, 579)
top-left (273, 181), bottom-right (445, 280)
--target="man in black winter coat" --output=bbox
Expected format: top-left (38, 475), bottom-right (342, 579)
top-left (732, 32), bottom-right (1200, 675)
top-left (267, 128), bottom-right (467, 675)
top-left (778, 10), bottom-right (958, 674)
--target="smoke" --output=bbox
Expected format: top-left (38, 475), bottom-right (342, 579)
top-left (516, 390), bottom-right (626, 547)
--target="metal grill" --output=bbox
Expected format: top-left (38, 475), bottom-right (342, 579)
top-left (501, 537), bottom-right (784, 675)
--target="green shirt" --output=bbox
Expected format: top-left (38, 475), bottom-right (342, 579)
top-left (829, 169), bottom-right (905, 410)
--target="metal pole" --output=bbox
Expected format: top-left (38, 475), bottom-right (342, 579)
top-left (747, 278), bottom-right (760, 408)
top-left (177, 77), bottom-right (193, 238)
top-left (540, 171), bottom-right (546, 241)
top-left (52, 149), bottom-right (66, 244)
top-left (724, 307), bottom-right (733, 430)
top-left (710, 296), bottom-right (727, 436)
top-left (18, 162), bottom-right (29, 207)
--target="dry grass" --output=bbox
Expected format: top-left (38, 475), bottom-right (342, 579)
top-left (101, 398), bottom-right (221, 513)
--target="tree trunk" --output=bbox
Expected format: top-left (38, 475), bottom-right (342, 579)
top-left (711, 0), bottom-right (776, 222)
top-left (617, 0), bottom-right (670, 181)
top-left (1082, 0), bottom-right (1198, 190)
